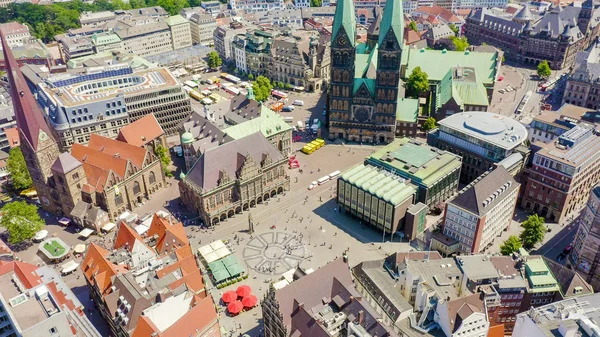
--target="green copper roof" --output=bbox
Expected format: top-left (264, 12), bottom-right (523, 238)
top-left (406, 49), bottom-right (498, 85)
top-left (331, 0), bottom-right (356, 47)
top-left (378, 0), bottom-right (404, 46)
top-left (525, 259), bottom-right (560, 293)
top-left (367, 138), bottom-right (462, 188)
top-left (181, 131), bottom-right (194, 144)
top-left (91, 33), bottom-right (121, 46)
top-left (353, 78), bottom-right (375, 96)
top-left (396, 98), bottom-right (418, 123)
top-left (341, 164), bottom-right (416, 206)
top-left (223, 106), bottom-right (292, 140)
top-left (164, 15), bottom-right (189, 26)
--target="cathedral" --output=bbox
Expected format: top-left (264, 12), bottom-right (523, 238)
top-left (328, 0), bottom-right (407, 144)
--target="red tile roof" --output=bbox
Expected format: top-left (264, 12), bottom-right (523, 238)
top-left (117, 114), bottom-right (164, 147)
top-left (0, 261), bottom-right (42, 288)
top-left (415, 5), bottom-right (462, 23)
top-left (4, 127), bottom-right (20, 148)
top-left (113, 222), bottom-right (144, 252)
top-left (0, 238), bottom-right (13, 258)
top-left (148, 214), bottom-right (189, 254)
top-left (487, 324), bottom-right (504, 337)
top-left (81, 243), bottom-right (121, 296)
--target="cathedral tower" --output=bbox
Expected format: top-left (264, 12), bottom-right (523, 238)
top-left (374, 0), bottom-right (404, 143)
top-left (328, 0), bottom-right (356, 139)
top-left (1, 31), bottom-right (61, 213)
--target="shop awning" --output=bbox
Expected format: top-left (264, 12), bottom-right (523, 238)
top-left (58, 217), bottom-right (71, 226)
top-left (79, 228), bottom-right (94, 238)
top-left (61, 260), bottom-right (80, 274)
top-left (102, 222), bottom-right (116, 232)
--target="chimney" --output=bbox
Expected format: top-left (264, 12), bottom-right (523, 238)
top-left (358, 310), bottom-right (364, 325)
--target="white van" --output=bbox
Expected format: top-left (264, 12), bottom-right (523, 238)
top-left (293, 100), bottom-right (304, 106)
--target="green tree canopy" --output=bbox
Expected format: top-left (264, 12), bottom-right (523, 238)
top-left (310, 0), bottom-right (322, 7)
top-left (407, 66), bottom-right (429, 97)
top-left (519, 214), bottom-right (546, 249)
top-left (207, 51), bottom-right (223, 69)
top-left (248, 73), bottom-right (254, 80)
top-left (537, 60), bottom-right (551, 79)
top-left (252, 76), bottom-right (273, 102)
top-left (408, 21), bottom-right (418, 32)
top-left (7, 147), bottom-right (32, 191)
top-left (449, 24), bottom-right (459, 35)
top-left (1, 201), bottom-right (44, 244)
top-left (154, 145), bottom-right (173, 178)
top-left (450, 36), bottom-right (469, 51)
top-left (500, 235), bottom-right (522, 255)
top-left (422, 117), bottom-right (436, 131)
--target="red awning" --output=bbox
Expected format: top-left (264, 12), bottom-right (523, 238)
top-left (228, 300), bottom-right (243, 314)
top-left (236, 285), bottom-right (252, 297)
top-left (242, 295), bottom-right (258, 308)
top-left (222, 291), bottom-right (237, 303)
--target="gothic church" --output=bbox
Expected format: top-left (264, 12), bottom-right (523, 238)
top-left (328, 0), bottom-right (407, 143)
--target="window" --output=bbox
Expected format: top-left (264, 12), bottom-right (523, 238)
top-left (149, 171), bottom-right (156, 184)
top-left (49, 327), bottom-right (57, 334)
top-left (115, 193), bottom-right (123, 205)
top-left (133, 181), bottom-right (141, 195)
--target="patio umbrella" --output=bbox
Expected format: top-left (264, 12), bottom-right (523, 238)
top-left (221, 291), bottom-right (238, 303)
top-left (242, 295), bottom-right (258, 308)
top-left (227, 300), bottom-right (243, 315)
top-left (236, 285), bottom-right (252, 297)
top-left (73, 244), bottom-right (86, 254)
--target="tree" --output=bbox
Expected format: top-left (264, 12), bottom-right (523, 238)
top-left (422, 117), bottom-right (436, 131)
top-left (450, 36), bottom-right (469, 51)
top-left (449, 24), bottom-right (458, 35)
top-left (7, 147), bottom-right (32, 191)
top-left (408, 21), bottom-right (418, 32)
top-left (500, 235), bottom-right (522, 255)
top-left (537, 60), bottom-right (551, 79)
top-left (406, 66), bottom-right (429, 97)
top-left (248, 73), bottom-right (254, 80)
top-left (207, 51), bottom-right (222, 69)
top-left (278, 81), bottom-right (284, 89)
top-left (154, 145), bottom-right (173, 178)
top-left (252, 75), bottom-right (273, 102)
top-left (0, 201), bottom-right (44, 244)
top-left (310, 0), bottom-right (322, 7)
top-left (519, 214), bottom-right (546, 249)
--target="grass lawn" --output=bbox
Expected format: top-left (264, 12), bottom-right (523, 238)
top-left (43, 241), bottom-right (66, 257)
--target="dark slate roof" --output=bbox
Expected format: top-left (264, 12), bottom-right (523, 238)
top-left (184, 132), bottom-right (283, 191)
top-left (182, 110), bottom-right (233, 153)
top-left (70, 200), bottom-right (91, 219)
top-left (532, 5), bottom-right (581, 39)
top-left (449, 166), bottom-right (519, 216)
top-left (226, 95), bottom-right (262, 124)
top-left (367, 6), bottom-right (382, 36)
top-left (51, 153), bottom-right (83, 174)
top-left (543, 256), bottom-right (594, 298)
top-left (514, 4), bottom-right (534, 21)
top-left (473, 9), bottom-right (524, 34)
top-left (571, 44), bottom-right (600, 83)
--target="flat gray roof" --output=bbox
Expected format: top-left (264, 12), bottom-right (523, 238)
top-left (438, 112), bottom-right (527, 150)
top-left (457, 255), bottom-right (499, 281)
top-left (406, 258), bottom-right (462, 301)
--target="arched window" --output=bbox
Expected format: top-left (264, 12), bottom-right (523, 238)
top-left (149, 171), bottom-right (156, 184)
top-left (133, 181), bottom-right (141, 195)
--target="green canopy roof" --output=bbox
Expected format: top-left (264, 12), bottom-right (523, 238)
top-left (219, 255), bottom-right (238, 267)
top-left (212, 268), bottom-right (231, 283)
top-left (226, 263), bottom-right (245, 277)
top-left (208, 260), bottom-right (226, 272)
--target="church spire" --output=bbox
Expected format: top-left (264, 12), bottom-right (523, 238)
top-left (378, 0), bottom-right (404, 46)
top-left (331, 0), bottom-right (356, 47)
top-left (1, 30), bottom-right (55, 151)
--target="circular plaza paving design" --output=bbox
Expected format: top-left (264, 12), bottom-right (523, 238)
top-left (243, 231), bottom-right (307, 275)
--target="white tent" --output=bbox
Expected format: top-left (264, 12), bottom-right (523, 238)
top-left (214, 247), bottom-right (231, 259)
top-left (203, 251), bottom-right (219, 264)
top-left (209, 240), bottom-right (226, 251)
top-left (102, 222), bottom-right (116, 232)
top-left (197, 245), bottom-right (213, 257)
top-left (79, 228), bottom-right (94, 238)
top-left (73, 244), bottom-right (86, 254)
top-left (61, 261), bottom-right (80, 275)
top-left (33, 230), bottom-right (48, 242)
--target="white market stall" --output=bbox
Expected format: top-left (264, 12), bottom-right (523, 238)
top-left (61, 260), bottom-right (80, 275)
top-left (73, 244), bottom-right (86, 254)
top-left (197, 240), bottom-right (232, 265)
top-left (78, 228), bottom-right (94, 238)
top-left (58, 217), bottom-right (71, 226)
top-left (102, 222), bottom-right (117, 233)
top-left (33, 230), bottom-right (48, 242)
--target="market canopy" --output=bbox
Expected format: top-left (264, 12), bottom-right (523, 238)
top-left (209, 240), bottom-right (226, 251)
top-left (61, 260), bottom-right (79, 274)
top-left (73, 244), bottom-right (86, 254)
top-left (208, 260), bottom-right (226, 272)
top-left (102, 223), bottom-right (116, 232)
top-left (212, 269), bottom-right (230, 283)
top-left (78, 228), bottom-right (94, 238)
top-left (33, 230), bottom-right (48, 242)
top-left (227, 263), bottom-right (245, 278)
top-left (220, 255), bottom-right (238, 267)
top-left (58, 218), bottom-right (70, 226)
top-left (198, 241), bottom-right (231, 264)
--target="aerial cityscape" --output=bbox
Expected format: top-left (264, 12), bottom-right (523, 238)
top-left (0, 0), bottom-right (598, 336)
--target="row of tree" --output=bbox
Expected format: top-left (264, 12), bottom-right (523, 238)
top-left (0, 0), bottom-right (201, 42)
top-left (500, 214), bottom-right (547, 255)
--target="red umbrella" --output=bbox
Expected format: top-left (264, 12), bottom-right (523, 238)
top-left (242, 295), bottom-right (258, 308)
top-left (222, 291), bottom-right (237, 303)
top-left (236, 285), bottom-right (252, 297)
top-left (228, 300), bottom-right (243, 314)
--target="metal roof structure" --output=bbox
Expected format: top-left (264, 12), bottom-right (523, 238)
top-left (340, 164), bottom-right (416, 206)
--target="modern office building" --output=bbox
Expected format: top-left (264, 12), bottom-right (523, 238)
top-left (441, 166), bottom-right (520, 254)
top-left (79, 10), bottom-right (117, 27)
top-left (526, 104), bottom-right (597, 144)
top-left (489, 256), bottom-right (527, 334)
top-left (0, 261), bottom-right (102, 337)
top-left (366, 138), bottom-right (462, 207)
top-left (81, 213), bottom-right (220, 337)
top-left (520, 126), bottom-right (600, 223)
top-left (337, 164), bottom-right (418, 236)
top-left (465, 3), bottom-right (600, 70)
top-left (214, 23), bottom-right (249, 63)
top-left (230, 0), bottom-right (284, 12)
top-left (179, 132), bottom-right (289, 226)
top-left (0, 22), bottom-right (30, 48)
top-left (570, 185), bottom-right (600, 290)
top-left (513, 293), bottom-right (600, 337)
top-left (262, 258), bottom-right (396, 337)
top-left (36, 63), bottom-right (192, 150)
top-left (189, 13), bottom-right (217, 45)
top-left (428, 112), bottom-right (529, 184)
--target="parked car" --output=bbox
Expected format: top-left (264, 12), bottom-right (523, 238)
top-left (293, 100), bottom-right (304, 106)
top-left (282, 106), bottom-right (295, 112)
